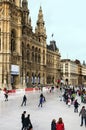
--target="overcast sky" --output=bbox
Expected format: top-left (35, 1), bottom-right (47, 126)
top-left (28, 0), bottom-right (86, 63)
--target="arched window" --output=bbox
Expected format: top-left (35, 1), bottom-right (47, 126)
top-left (32, 46), bottom-right (34, 62)
top-left (43, 50), bottom-right (45, 64)
top-left (35, 53), bottom-right (37, 62)
top-left (27, 44), bottom-right (30, 61)
top-left (38, 54), bottom-right (41, 63)
top-left (27, 50), bottom-right (30, 61)
top-left (22, 42), bottom-right (24, 60)
top-left (35, 47), bottom-right (38, 63)
top-left (11, 29), bottom-right (16, 53)
top-left (32, 52), bottom-right (34, 62)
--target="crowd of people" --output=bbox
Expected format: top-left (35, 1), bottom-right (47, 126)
top-left (50, 106), bottom-right (86, 130)
top-left (3, 85), bottom-right (86, 129)
top-left (60, 85), bottom-right (86, 127)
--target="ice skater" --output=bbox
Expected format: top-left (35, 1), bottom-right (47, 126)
top-left (74, 99), bottom-right (80, 112)
top-left (51, 119), bottom-right (56, 130)
top-left (56, 117), bottom-right (65, 130)
top-left (21, 95), bottom-right (27, 106)
top-left (21, 111), bottom-right (26, 130)
top-left (4, 90), bottom-right (8, 101)
top-left (24, 114), bottom-right (33, 130)
top-left (38, 93), bottom-right (44, 107)
top-left (67, 98), bottom-right (71, 107)
top-left (79, 106), bottom-right (86, 127)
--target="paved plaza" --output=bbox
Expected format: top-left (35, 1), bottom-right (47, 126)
top-left (0, 88), bottom-right (86, 130)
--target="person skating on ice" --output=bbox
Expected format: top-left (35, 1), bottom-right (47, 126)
top-left (79, 106), bottom-right (86, 127)
top-left (21, 95), bottom-right (27, 106)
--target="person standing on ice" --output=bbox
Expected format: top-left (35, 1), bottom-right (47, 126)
top-left (74, 99), bottom-right (80, 112)
top-left (21, 95), bottom-right (27, 106)
top-left (79, 106), bottom-right (86, 127)
top-left (21, 111), bottom-right (26, 130)
top-left (24, 114), bottom-right (33, 130)
top-left (4, 90), bottom-right (8, 101)
top-left (51, 119), bottom-right (56, 130)
top-left (56, 117), bottom-right (65, 130)
top-left (38, 93), bottom-right (44, 107)
top-left (67, 98), bottom-right (71, 107)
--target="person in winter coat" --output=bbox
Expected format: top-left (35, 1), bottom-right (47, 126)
top-left (51, 119), bottom-right (56, 130)
top-left (38, 93), bottom-right (44, 107)
top-left (67, 98), bottom-right (71, 107)
top-left (74, 99), bottom-right (80, 112)
top-left (24, 114), bottom-right (33, 130)
top-left (79, 106), bottom-right (86, 127)
top-left (56, 117), bottom-right (65, 130)
top-left (4, 91), bottom-right (8, 101)
top-left (21, 95), bottom-right (27, 106)
top-left (21, 111), bottom-right (26, 130)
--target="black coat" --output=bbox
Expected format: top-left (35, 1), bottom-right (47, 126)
top-left (74, 101), bottom-right (79, 108)
top-left (51, 121), bottom-right (56, 130)
top-left (24, 116), bottom-right (33, 129)
top-left (21, 113), bottom-right (25, 124)
top-left (23, 95), bottom-right (27, 101)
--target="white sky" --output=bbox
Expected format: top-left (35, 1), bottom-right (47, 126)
top-left (28, 0), bottom-right (86, 63)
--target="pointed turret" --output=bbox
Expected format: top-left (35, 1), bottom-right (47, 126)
top-left (22, 0), bottom-right (29, 25)
top-left (35, 6), bottom-right (47, 43)
top-left (28, 17), bottom-right (31, 26)
top-left (22, 0), bottom-right (28, 9)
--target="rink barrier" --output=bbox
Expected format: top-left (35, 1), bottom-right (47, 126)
top-left (0, 87), bottom-right (48, 95)
top-left (25, 88), bottom-right (34, 91)
top-left (1, 87), bottom-right (40, 94)
top-left (8, 89), bottom-right (16, 93)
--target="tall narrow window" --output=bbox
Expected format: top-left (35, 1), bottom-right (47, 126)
top-left (11, 29), bottom-right (16, 53)
top-left (27, 44), bottom-right (30, 61)
top-left (32, 46), bottom-right (34, 62)
top-left (22, 43), bottom-right (24, 60)
top-left (43, 50), bottom-right (45, 64)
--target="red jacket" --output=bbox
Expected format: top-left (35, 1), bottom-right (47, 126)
top-left (56, 123), bottom-right (64, 130)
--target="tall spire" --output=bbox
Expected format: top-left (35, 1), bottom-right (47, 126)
top-left (37, 6), bottom-right (44, 26)
top-left (22, 0), bottom-right (28, 9)
top-left (22, 0), bottom-right (29, 25)
top-left (35, 6), bottom-right (47, 42)
top-left (28, 17), bottom-right (31, 26)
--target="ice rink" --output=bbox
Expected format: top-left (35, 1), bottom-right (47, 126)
top-left (0, 88), bottom-right (86, 130)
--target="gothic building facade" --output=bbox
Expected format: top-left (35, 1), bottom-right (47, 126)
top-left (0, 0), bottom-right (61, 89)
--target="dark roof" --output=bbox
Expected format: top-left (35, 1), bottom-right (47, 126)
top-left (47, 40), bottom-right (58, 51)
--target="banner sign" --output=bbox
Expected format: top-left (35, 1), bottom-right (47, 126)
top-left (11, 65), bottom-right (19, 75)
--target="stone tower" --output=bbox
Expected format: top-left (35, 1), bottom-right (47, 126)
top-left (35, 6), bottom-right (47, 84)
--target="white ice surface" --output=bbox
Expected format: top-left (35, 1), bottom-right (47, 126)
top-left (0, 89), bottom-right (86, 130)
